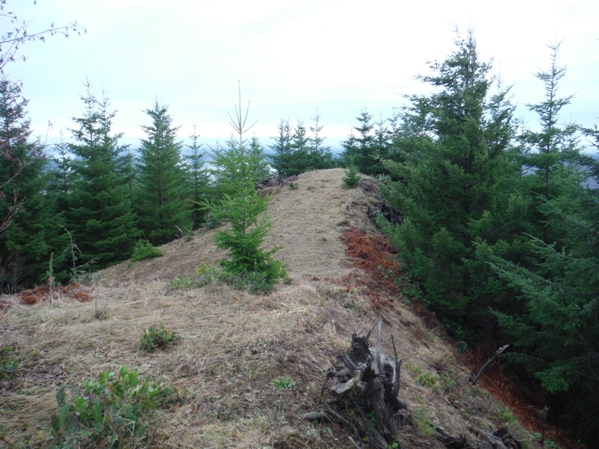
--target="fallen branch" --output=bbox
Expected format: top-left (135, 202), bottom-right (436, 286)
top-left (470, 344), bottom-right (509, 384)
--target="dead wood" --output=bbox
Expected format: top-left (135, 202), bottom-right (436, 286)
top-left (470, 345), bottom-right (509, 385)
top-left (306, 317), bottom-right (406, 449)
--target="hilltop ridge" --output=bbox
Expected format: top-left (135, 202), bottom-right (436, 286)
top-left (1, 168), bottom-right (563, 448)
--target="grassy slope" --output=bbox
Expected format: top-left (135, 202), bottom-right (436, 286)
top-left (1, 168), bottom-right (544, 448)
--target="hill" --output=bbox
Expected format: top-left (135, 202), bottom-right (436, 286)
top-left (0, 168), bottom-right (569, 448)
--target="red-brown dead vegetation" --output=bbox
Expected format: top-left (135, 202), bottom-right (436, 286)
top-left (338, 228), bottom-right (405, 312)
top-left (18, 282), bottom-right (91, 305)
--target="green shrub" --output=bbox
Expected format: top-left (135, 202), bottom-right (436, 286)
top-left (130, 240), bottom-right (163, 263)
top-left (0, 346), bottom-right (18, 379)
top-left (140, 324), bottom-right (181, 353)
top-left (342, 165), bottom-right (361, 188)
top-left (169, 263), bottom-right (289, 295)
top-left (51, 366), bottom-right (180, 448)
top-left (271, 376), bottom-right (295, 391)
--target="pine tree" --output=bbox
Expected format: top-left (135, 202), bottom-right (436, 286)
top-left (68, 83), bottom-right (137, 268)
top-left (207, 88), bottom-right (284, 287)
top-left (0, 78), bottom-right (67, 290)
top-left (379, 31), bottom-right (514, 331)
top-left (185, 125), bottom-right (208, 229)
top-left (136, 101), bottom-right (191, 244)
top-left (342, 109), bottom-right (377, 174)
top-left (269, 118), bottom-right (293, 177)
top-left (308, 108), bottom-right (335, 170)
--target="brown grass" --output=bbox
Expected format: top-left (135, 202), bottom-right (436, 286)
top-left (0, 168), bottom-right (550, 448)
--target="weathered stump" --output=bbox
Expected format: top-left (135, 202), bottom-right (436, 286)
top-left (305, 318), bottom-right (406, 449)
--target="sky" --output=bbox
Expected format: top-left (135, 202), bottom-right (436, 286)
top-left (4, 0), bottom-right (599, 152)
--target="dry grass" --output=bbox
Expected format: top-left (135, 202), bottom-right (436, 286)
top-left (1, 168), bottom-right (544, 448)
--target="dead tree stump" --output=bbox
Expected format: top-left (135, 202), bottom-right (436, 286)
top-left (307, 318), bottom-right (406, 449)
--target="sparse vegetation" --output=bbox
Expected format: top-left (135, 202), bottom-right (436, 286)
top-left (271, 376), bottom-right (296, 391)
top-left (0, 346), bottom-right (18, 379)
top-left (140, 324), bottom-right (181, 353)
top-left (51, 366), bottom-right (180, 448)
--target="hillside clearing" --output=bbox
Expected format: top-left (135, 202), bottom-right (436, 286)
top-left (1, 169), bottom-right (560, 448)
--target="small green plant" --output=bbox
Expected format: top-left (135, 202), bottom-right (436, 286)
top-left (412, 405), bottom-right (435, 437)
top-left (497, 403), bottom-right (517, 425)
top-left (0, 346), bottom-right (18, 379)
top-left (130, 240), bottom-right (163, 265)
top-left (271, 376), bottom-right (295, 391)
top-left (51, 366), bottom-right (180, 448)
top-left (342, 164), bottom-right (361, 188)
top-left (140, 324), bottom-right (181, 353)
top-left (288, 182), bottom-right (298, 190)
top-left (416, 371), bottom-right (439, 390)
top-left (169, 263), bottom-right (289, 295)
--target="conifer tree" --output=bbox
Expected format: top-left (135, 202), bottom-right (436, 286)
top-left (342, 109), bottom-right (377, 174)
top-left (207, 88), bottom-right (284, 286)
top-left (379, 31), bottom-right (514, 331)
top-left (0, 78), bottom-right (67, 290)
top-left (308, 109), bottom-right (335, 169)
top-left (136, 101), bottom-right (191, 244)
top-left (269, 118), bottom-right (292, 177)
top-left (185, 125), bottom-right (208, 229)
top-left (68, 84), bottom-right (137, 268)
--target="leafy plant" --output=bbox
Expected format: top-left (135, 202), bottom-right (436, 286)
top-left (130, 240), bottom-right (163, 263)
top-left (0, 346), bottom-right (18, 379)
top-left (271, 376), bottom-right (296, 391)
top-left (140, 324), bottom-right (181, 353)
top-left (51, 366), bottom-right (180, 448)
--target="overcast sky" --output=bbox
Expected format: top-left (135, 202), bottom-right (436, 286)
top-left (5, 0), bottom-right (599, 151)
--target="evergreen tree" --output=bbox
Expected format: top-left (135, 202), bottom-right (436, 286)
top-left (379, 31), bottom-right (515, 332)
top-left (206, 88), bottom-right (284, 286)
top-left (0, 78), bottom-right (67, 291)
top-left (185, 125), bottom-right (209, 229)
top-left (486, 183), bottom-right (599, 445)
top-left (136, 101), bottom-right (191, 244)
top-left (269, 118), bottom-right (293, 177)
top-left (342, 109), bottom-right (377, 174)
top-left (308, 109), bottom-right (335, 170)
top-left (68, 84), bottom-right (137, 268)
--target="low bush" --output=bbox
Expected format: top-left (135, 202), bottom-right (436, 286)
top-left (51, 366), bottom-right (180, 448)
top-left (130, 240), bottom-right (163, 264)
top-left (168, 263), bottom-right (290, 295)
top-left (140, 324), bottom-right (181, 353)
top-left (0, 346), bottom-right (18, 379)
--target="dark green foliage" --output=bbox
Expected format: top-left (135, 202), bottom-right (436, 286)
top-left (342, 162), bottom-right (362, 188)
top-left (0, 78), bottom-right (68, 291)
top-left (379, 31), bottom-right (514, 329)
top-left (269, 118), bottom-right (293, 177)
top-left (185, 125), bottom-right (209, 229)
top-left (206, 88), bottom-right (286, 291)
top-left (484, 186), bottom-right (599, 443)
top-left (136, 101), bottom-right (191, 244)
top-left (269, 113), bottom-right (335, 177)
top-left (341, 109), bottom-right (391, 175)
top-left (51, 366), bottom-right (180, 448)
top-left (130, 240), bottom-right (163, 263)
top-left (140, 324), bottom-right (180, 352)
top-left (0, 345), bottom-right (18, 379)
top-left (68, 83), bottom-right (138, 269)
